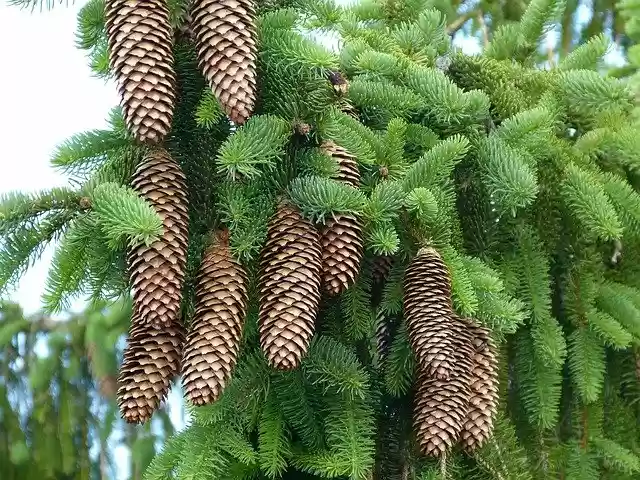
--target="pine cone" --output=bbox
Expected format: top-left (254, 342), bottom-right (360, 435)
top-left (372, 255), bottom-right (394, 283)
top-left (413, 316), bottom-right (474, 457)
top-left (319, 141), bottom-right (364, 295)
top-left (461, 323), bottom-right (499, 452)
top-left (320, 214), bottom-right (364, 295)
top-left (375, 309), bottom-right (392, 362)
top-left (403, 247), bottom-right (455, 380)
top-left (117, 317), bottom-right (185, 423)
top-left (191, 0), bottom-right (258, 124)
top-left (129, 149), bottom-right (189, 328)
top-left (320, 140), bottom-right (360, 187)
top-left (259, 203), bottom-right (322, 370)
top-left (182, 231), bottom-right (249, 406)
top-left (105, 0), bottom-right (176, 144)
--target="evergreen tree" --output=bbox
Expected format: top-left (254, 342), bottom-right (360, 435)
top-left (0, 300), bottom-right (176, 479)
top-left (4, 0), bottom-right (640, 478)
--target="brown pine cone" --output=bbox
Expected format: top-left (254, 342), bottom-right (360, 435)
top-left (319, 141), bottom-right (364, 295)
top-left (191, 0), bottom-right (258, 124)
top-left (461, 322), bottom-right (499, 452)
top-left (105, 0), bottom-right (176, 144)
top-left (413, 316), bottom-right (475, 457)
top-left (259, 203), bottom-right (322, 370)
top-left (403, 247), bottom-right (455, 380)
top-left (372, 255), bottom-right (394, 284)
top-left (320, 140), bottom-right (360, 187)
top-left (129, 149), bottom-right (189, 329)
top-left (375, 308), bottom-right (392, 363)
top-left (181, 231), bottom-right (249, 406)
top-left (117, 316), bottom-right (185, 423)
top-left (320, 214), bottom-right (364, 295)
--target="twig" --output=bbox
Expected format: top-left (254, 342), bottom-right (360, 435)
top-left (477, 10), bottom-right (489, 48)
top-left (446, 8), bottom-right (480, 35)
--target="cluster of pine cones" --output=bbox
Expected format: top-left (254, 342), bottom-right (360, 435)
top-left (105, 0), bottom-right (500, 460)
top-left (106, 0), bottom-right (259, 421)
top-left (404, 247), bottom-right (499, 456)
top-left (116, 138), bottom-right (365, 419)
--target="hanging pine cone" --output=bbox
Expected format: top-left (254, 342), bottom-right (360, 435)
top-left (182, 231), bottom-right (249, 406)
top-left (461, 323), bottom-right (499, 452)
top-left (403, 246), bottom-right (455, 380)
top-left (191, 0), bottom-right (258, 124)
top-left (117, 316), bottom-right (185, 423)
top-left (375, 308), bottom-right (392, 363)
top-left (320, 140), bottom-right (360, 187)
top-left (319, 141), bottom-right (364, 295)
top-left (129, 149), bottom-right (189, 328)
top-left (372, 255), bottom-right (394, 284)
top-left (259, 203), bottom-right (322, 370)
top-left (413, 316), bottom-right (475, 457)
top-left (105, 0), bottom-right (176, 144)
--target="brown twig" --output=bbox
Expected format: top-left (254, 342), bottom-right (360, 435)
top-left (477, 10), bottom-right (489, 48)
top-left (446, 8), bottom-right (480, 36)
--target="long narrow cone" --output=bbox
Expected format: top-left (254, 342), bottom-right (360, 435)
top-left (403, 247), bottom-right (455, 379)
top-left (413, 316), bottom-right (474, 457)
top-left (460, 322), bottom-right (499, 452)
top-left (191, 0), bottom-right (258, 124)
top-left (181, 231), bottom-right (249, 406)
top-left (258, 203), bottom-right (322, 370)
top-left (117, 316), bottom-right (185, 424)
top-left (129, 149), bottom-right (189, 329)
top-left (319, 141), bottom-right (364, 295)
top-left (105, 0), bottom-right (176, 144)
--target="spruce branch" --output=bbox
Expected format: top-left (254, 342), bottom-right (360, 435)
top-left (592, 437), bottom-right (640, 475)
top-left (0, 211), bottom-right (73, 294)
top-left (259, 394), bottom-right (291, 478)
top-left (403, 135), bottom-right (470, 191)
top-left (41, 214), bottom-right (101, 313)
top-left (384, 322), bottom-right (415, 397)
top-left (0, 188), bottom-right (84, 235)
top-left (216, 115), bottom-right (292, 179)
top-left (585, 309), bottom-right (632, 349)
top-left (302, 336), bottom-right (369, 401)
top-left (51, 128), bottom-right (130, 175)
top-left (365, 222), bottom-right (400, 256)
top-left (567, 327), bottom-right (606, 404)
top-left (404, 65), bottom-right (490, 128)
top-left (289, 175), bottom-right (367, 223)
top-left (89, 182), bottom-right (163, 249)
top-left (363, 180), bottom-right (405, 225)
top-left (478, 135), bottom-right (539, 216)
top-left (519, 0), bottom-right (565, 46)
top-left (562, 163), bottom-right (623, 241)
top-left (557, 33), bottom-right (610, 71)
